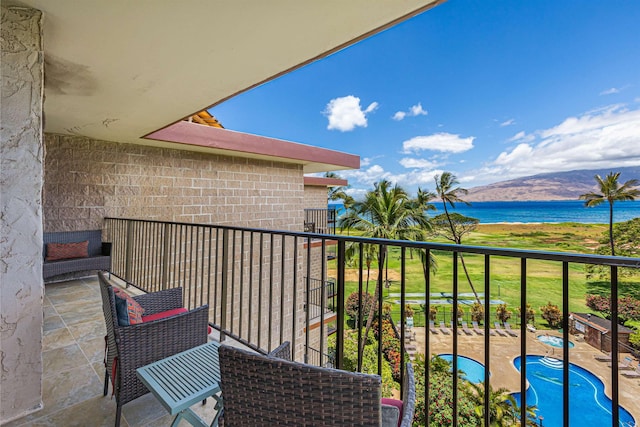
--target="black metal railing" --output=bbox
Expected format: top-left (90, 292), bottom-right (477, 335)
top-left (306, 277), bottom-right (336, 318)
top-left (304, 207), bottom-right (337, 234)
top-left (103, 217), bottom-right (640, 427)
top-left (307, 346), bottom-right (336, 368)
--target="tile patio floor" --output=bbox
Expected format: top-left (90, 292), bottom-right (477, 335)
top-left (3, 276), bottom-right (222, 427)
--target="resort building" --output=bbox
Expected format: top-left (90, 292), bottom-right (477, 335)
top-left (570, 313), bottom-right (634, 354)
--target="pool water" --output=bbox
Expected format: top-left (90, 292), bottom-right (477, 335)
top-left (513, 355), bottom-right (635, 426)
top-left (537, 335), bottom-right (575, 348)
top-left (437, 354), bottom-right (486, 383)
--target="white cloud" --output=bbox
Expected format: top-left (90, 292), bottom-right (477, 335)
top-left (402, 133), bottom-right (475, 154)
top-left (393, 111), bottom-right (407, 121)
top-left (600, 87), bottom-right (620, 96)
top-left (399, 158), bottom-right (440, 169)
top-left (500, 118), bottom-right (515, 127)
top-left (508, 130), bottom-right (535, 143)
top-left (364, 102), bottom-right (379, 114)
top-left (324, 96), bottom-right (378, 132)
top-left (340, 162), bottom-right (447, 198)
top-left (339, 165), bottom-right (392, 188)
top-left (410, 103), bottom-right (428, 116)
top-left (470, 104), bottom-right (640, 183)
top-left (393, 103), bottom-right (428, 121)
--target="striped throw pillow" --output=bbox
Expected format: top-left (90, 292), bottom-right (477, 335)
top-left (113, 288), bottom-right (145, 325)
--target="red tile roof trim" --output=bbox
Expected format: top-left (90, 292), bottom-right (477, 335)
top-left (304, 176), bottom-right (348, 187)
top-left (146, 121), bottom-right (359, 169)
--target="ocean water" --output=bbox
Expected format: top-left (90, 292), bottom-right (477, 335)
top-left (330, 200), bottom-right (640, 224)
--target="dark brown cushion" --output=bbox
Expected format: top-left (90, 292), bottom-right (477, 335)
top-left (46, 241), bottom-right (89, 261)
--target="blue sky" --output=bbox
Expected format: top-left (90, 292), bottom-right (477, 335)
top-left (210, 0), bottom-right (640, 198)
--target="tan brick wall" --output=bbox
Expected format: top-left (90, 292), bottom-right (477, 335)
top-left (303, 185), bottom-right (329, 210)
top-left (43, 133), bottom-right (327, 356)
top-left (43, 133), bottom-right (304, 232)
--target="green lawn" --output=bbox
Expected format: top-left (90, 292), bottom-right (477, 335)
top-left (330, 223), bottom-right (640, 329)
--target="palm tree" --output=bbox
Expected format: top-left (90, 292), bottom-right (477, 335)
top-left (465, 382), bottom-right (538, 426)
top-left (579, 172), bottom-right (640, 256)
top-left (434, 172), bottom-right (481, 303)
top-left (338, 179), bottom-right (432, 357)
top-left (325, 172), bottom-right (355, 209)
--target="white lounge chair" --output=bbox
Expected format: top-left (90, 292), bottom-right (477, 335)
top-left (439, 321), bottom-right (451, 335)
top-left (594, 352), bottom-right (611, 362)
top-left (622, 365), bottom-right (640, 378)
top-left (609, 356), bottom-right (634, 370)
top-left (494, 322), bottom-right (507, 336)
top-left (429, 320), bottom-right (439, 335)
top-left (471, 321), bottom-right (485, 335)
top-left (504, 322), bottom-right (519, 337)
top-left (450, 321), bottom-right (462, 335)
top-left (526, 324), bottom-right (537, 333)
top-left (461, 321), bottom-right (474, 336)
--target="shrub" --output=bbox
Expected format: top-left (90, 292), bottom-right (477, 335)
top-left (495, 304), bottom-right (512, 323)
top-left (412, 354), bottom-right (480, 427)
top-left (470, 302), bottom-right (484, 323)
top-left (540, 302), bottom-right (562, 328)
top-left (405, 304), bottom-right (415, 318)
top-left (517, 304), bottom-right (536, 325)
top-left (333, 330), bottom-right (398, 397)
top-left (345, 291), bottom-right (374, 327)
top-left (373, 318), bottom-right (403, 381)
top-left (585, 294), bottom-right (640, 325)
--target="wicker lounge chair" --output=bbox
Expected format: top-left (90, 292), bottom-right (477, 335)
top-left (494, 322), bottom-right (508, 336)
top-left (504, 322), bottom-right (519, 337)
top-left (98, 272), bottom-right (209, 427)
top-left (461, 321), bottom-right (474, 336)
top-left (471, 321), bottom-right (485, 335)
top-left (219, 341), bottom-right (416, 427)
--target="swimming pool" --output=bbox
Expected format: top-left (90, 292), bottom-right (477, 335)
top-left (513, 355), bottom-right (635, 426)
top-left (537, 335), bottom-right (575, 348)
top-left (437, 354), bottom-right (486, 383)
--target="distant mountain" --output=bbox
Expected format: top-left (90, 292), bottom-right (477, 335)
top-left (466, 167), bottom-right (640, 202)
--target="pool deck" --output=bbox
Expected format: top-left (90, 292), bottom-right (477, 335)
top-left (411, 326), bottom-right (640, 425)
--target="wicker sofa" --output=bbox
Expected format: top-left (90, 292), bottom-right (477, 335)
top-left (219, 341), bottom-right (416, 426)
top-left (43, 229), bottom-right (111, 280)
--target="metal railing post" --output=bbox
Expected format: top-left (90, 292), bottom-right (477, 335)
top-left (220, 228), bottom-right (229, 342)
top-left (161, 223), bottom-right (171, 290)
top-left (124, 220), bottom-right (134, 286)
top-left (335, 240), bottom-right (346, 370)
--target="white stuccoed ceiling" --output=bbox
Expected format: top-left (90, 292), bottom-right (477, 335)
top-left (16, 0), bottom-right (444, 146)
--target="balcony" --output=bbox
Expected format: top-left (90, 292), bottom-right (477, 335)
top-left (304, 207), bottom-right (337, 235)
top-left (16, 217), bottom-right (640, 426)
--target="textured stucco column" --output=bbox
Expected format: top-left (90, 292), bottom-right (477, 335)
top-left (1, 4), bottom-right (45, 423)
